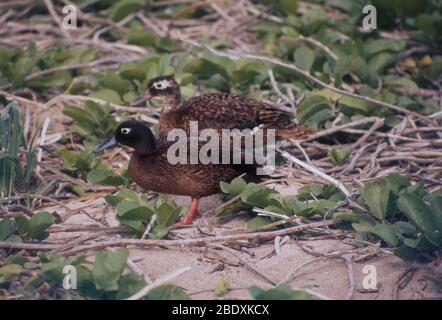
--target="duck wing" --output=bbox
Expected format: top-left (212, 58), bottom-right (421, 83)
top-left (155, 134), bottom-right (265, 178)
top-left (178, 93), bottom-right (313, 139)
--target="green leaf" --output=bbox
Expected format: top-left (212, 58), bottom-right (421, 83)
top-left (6, 255), bottom-right (29, 266)
top-left (150, 225), bottom-right (169, 239)
top-left (215, 278), bottom-right (230, 297)
top-left (89, 89), bottom-right (123, 105)
top-left (363, 39), bottom-right (406, 58)
top-left (230, 177), bottom-right (248, 194)
top-left (384, 173), bottom-right (410, 194)
top-left (403, 235), bottom-right (438, 251)
top-left (24, 275), bottom-right (46, 292)
top-left (57, 149), bottom-right (77, 169)
top-left (0, 219), bottom-right (16, 241)
top-left (155, 37), bottom-right (181, 53)
top-left (333, 210), bottom-right (368, 223)
top-left (394, 245), bottom-right (417, 262)
top-left (297, 183), bottom-right (340, 200)
top-left (70, 253), bottom-right (87, 266)
top-left (109, 0), bottom-right (148, 22)
top-left (5, 234), bottom-right (22, 243)
top-left (146, 284), bottom-right (190, 300)
top-left (116, 201), bottom-right (154, 220)
top-left (328, 146), bottom-right (352, 164)
top-left (117, 217), bottom-right (145, 232)
top-left (429, 195), bottom-right (442, 232)
top-left (105, 188), bottom-right (141, 206)
top-left (29, 72), bottom-right (71, 89)
top-left (404, 184), bottom-right (427, 198)
top-left (393, 221), bottom-right (417, 238)
top-left (368, 52), bottom-right (394, 74)
top-left (398, 193), bottom-right (440, 244)
top-left (62, 105), bottom-right (95, 128)
top-left (338, 95), bottom-right (375, 115)
top-left (42, 255), bottom-right (66, 283)
top-left (92, 248), bottom-right (129, 291)
top-left (220, 177), bottom-right (247, 195)
top-left (397, 193), bottom-right (436, 233)
top-left (232, 61), bottom-right (267, 87)
top-left (0, 264), bottom-right (23, 283)
top-left (352, 223), bottom-right (399, 246)
top-left (12, 56), bottom-right (35, 87)
top-left (127, 28), bottom-right (155, 47)
top-left (296, 95), bottom-right (333, 129)
top-left (362, 179), bottom-right (390, 219)
top-left (183, 57), bottom-right (230, 80)
top-left (57, 149), bottom-right (102, 173)
top-left (115, 273), bottom-right (146, 299)
top-left (277, 0), bottom-right (297, 15)
top-left (70, 265), bottom-right (99, 297)
top-left (28, 212), bottom-right (56, 240)
top-left (247, 216), bottom-right (272, 230)
top-left (155, 199), bottom-right (182, 227)
top-left (240, 184), bottom-right (279, 208)
top-left (14, 214), bottom-right (29, 236)
top-left (215, 201), bottom-right (252, 216)
top-left (353, 231), bottom-right (367, 246)
top-left (91, 73), bottom-right (130, 96)
top-left (219, 181), bottom-right (230, 194)
top-left (371, 224), bottom-right (399, 246)
top-left (87, 168), bottom-right (125, 186)
top-left (120, 62), bottom-right (147, 81)
top-left (426, 56), bottom-right (442, 82)
top-left (294, 46), bottom-right (314, 71)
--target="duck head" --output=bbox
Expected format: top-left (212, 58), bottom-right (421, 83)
top-left (94, 120), bottom-right (156, 155)
top-left (130, 75), bottom-right (181, 111)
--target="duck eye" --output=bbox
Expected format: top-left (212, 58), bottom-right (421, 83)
top-left (153, 80), bottom-right (171, 90)
top-left (121, 128), bottom-right (131, 134)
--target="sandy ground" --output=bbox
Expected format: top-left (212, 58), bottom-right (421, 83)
top-left (46, 184), bottom-right (440, 300)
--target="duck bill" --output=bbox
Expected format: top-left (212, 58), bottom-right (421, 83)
top-left (129, 92), bottom-right (152, 106)
top-left (94, 135), bottom-right (117, 153)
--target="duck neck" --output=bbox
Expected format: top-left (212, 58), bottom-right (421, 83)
top-left (133, 146), bottom-right (154, 156)
top-left (132, 134), bottom-right (157, 156)
top-left (162, 93), bottom-right (181, 113)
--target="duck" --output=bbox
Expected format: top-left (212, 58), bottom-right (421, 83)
top-left (130, 75), bottom-right (314, 139)
top-left (94, 120), bottom-right (260, 226)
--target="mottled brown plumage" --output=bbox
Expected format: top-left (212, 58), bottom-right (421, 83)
top-left (130, 75), bottom-right (314, 139)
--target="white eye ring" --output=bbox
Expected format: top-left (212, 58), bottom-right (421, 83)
top-left (121, 128), bottom-right (131, 134)
top-left (153, 79), bottom-right (172, 90)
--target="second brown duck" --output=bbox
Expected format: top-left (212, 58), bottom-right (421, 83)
top-left (130, 75), bottom-right (314, 139)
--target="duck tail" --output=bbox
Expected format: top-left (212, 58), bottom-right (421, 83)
top-left (276, 125), bottom-right (315, 140)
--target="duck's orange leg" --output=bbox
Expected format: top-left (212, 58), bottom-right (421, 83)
top-left (175, 198), bottom-right (200, 226)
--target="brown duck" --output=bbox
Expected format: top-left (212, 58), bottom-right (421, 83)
top-left (94, 120), bottom-right (260, 226)
top-left (130, 75), bottom-right (314, 139)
